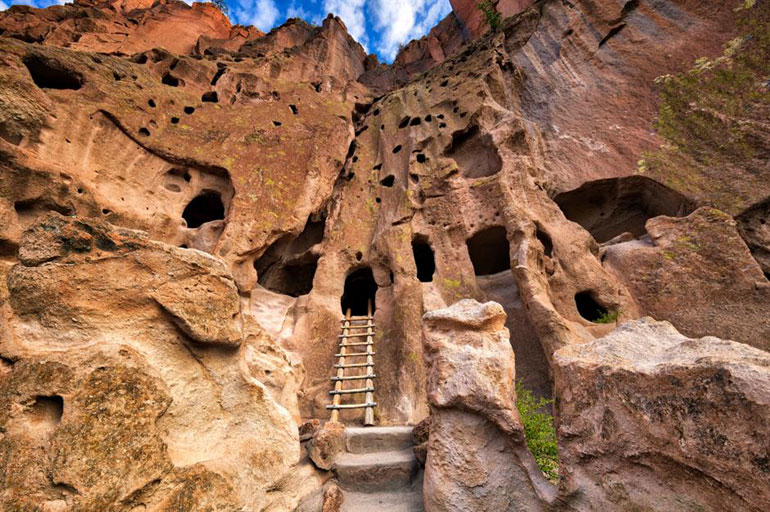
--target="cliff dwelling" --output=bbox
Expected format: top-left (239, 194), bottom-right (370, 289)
top-left (0, 0), bottom-right (768, 511)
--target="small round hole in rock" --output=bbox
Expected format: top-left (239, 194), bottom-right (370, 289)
top-left (380, 175), bottom-right (395, 187)
top-left (148, 99), bottom-right (156, 108)
top-left (182, 192), bottom-right (225, 228)
top-left (575, 292), bottom-right (610, 323)
top-left (201, 91), bottom-right (218, 103)
top-left (138, 127), bottom-right (150, 137)
top-left (171, 117), bottom-right (180, 124)
top-left (392, 145), bottom-right (402, 154)
top-left (184, 106), bottom-right (195, 114)
top-left (356, 251), bottom-right (363, 261)
top-left (162, 73), bottom-right (180, 87)
top-left (289, 104), bottom-right (298, 115)
top-left (29, 395), bottom-right (63, 426)
top-left (273, 121), bottom-right (282, 127)
top-left (416, 154), bottom-right (426, 164)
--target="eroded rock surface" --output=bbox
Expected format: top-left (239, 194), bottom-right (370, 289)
top-left (0, 0), bottom-right (768, 509)
top-left (422, 299), bottom-right (551, 511)
top-left (554, 318), bottom-right (770, 512)
top-left (0, 215), bottom-right (299, 510)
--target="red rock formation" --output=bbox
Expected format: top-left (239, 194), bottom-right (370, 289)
top-left (0, 0), bottom-right (234, 55)
top-left (450, 0), bottom-right (536, 39)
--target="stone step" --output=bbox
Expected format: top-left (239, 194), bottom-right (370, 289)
top-left (340, 489), bottom-right (424, 512)
top-left (335, 449), bottom-right (418, 492)
top-left (345, 426), bottom-right (415, 454)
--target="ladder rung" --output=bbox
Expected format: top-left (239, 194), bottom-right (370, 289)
top-left (329, 387), bottom-right (374, 395)
top-left (335, 352), bottom-right (374, 357)
top-left (331, 375), bottom-right (377, 381)
top-left (339, 342), bottom-right (374, 347)
top-left (339, 333), bottom-right (371, 338)
top-left (342, 326), bottom-right (375, 331)
top-left (335, 362), bottom-right (374, 368)
top-left (326, 403), bottom-right (377, 410)
top-left (341, 316), bottom-right (374, 321)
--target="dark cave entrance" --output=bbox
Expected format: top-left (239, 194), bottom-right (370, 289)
top-left (254, 213), bottom-right (326, 297)
top-left (341, 267), bottom-right (378, 316)
top-left (575, 291), bottom-right (609, 322)
top-left (467, 226), bottom-right (511, 276)
top-left (257, 256), bottom-right (319, 297)
top-left (554, 176), bottom-right (696, 243)
top-left (412, 235), bottom-right (436, 282)
top-left (182, 192), bottom-right (225, 228)
top-left (23, 55), bottom-right (84, 90)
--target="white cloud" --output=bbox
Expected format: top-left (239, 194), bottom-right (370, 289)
top-left (286, 1), bottom-right (308, 19)
top-left (0, 1), bottom-right (8, 11)
top-left (324, 0), bottom-right (368, 46)
top-left (232, 0), bottom-right (281, 32)
top-left (370, 0), bottom-right (452, 60)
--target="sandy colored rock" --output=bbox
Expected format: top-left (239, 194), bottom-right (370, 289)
top-left (0, 215), bottom-right (299, 510)
top-left (554, 318), bottom-right (770, 512)
top-left (422, 299), bottom-right (550, 511)
top-left (322, 483), bottom-right (345, 512)
top-left (0, 0), bottom-right (768, 509)
top-left (308, 421), bottom-right (346, 471)
top-left (603, 207), bottom-right (770, 349)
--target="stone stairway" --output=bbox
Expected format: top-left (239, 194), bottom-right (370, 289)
top-left (335, 426), bottom-right (423, 511)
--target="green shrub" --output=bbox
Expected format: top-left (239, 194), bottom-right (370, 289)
top-left (477, 1), bottom-right (502, 31)
top-left (516, 382), bottom-right (560, 482)
top-left (594, 309), bottom-right (621, 324)
top-left (639, 0), bottom-right (769, 213)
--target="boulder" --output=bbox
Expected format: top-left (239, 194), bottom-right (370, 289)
top-left (603, 207), bottom-right (770, 349)
top-left (554, 318), bottom-right (770, 512)
top-left (308, 421), bottom-right (346, 471)
top-left (421, 299), bottom-right (550, 512)
top-left (0, 215), bottom-right (299, 510)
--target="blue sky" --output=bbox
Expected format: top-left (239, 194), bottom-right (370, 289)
top-left (0, 0), bottom-right (453, 62)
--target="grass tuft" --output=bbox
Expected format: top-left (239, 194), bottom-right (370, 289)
top-left (516, 382), bottom-right (560, 483)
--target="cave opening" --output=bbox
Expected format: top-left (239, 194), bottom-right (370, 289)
top-left (341, 267), bottom-right (378, 316)
top-left (536, 226), bottom-right (553, 258)
top-left (254, 213), bottom-right (326, 297)
top-left (23, 55), bottom-right (84, 90)
top-left (575, 291), bottom-right (609, 322)
top-left (257, 254), bottom-right (319, 297)
top-left (182, 192), bottom-right (225, 228)
top-left (412, 235), bottom-right (436, 282)
top-left (444, 124), bottom-right (502, 179)
top-left (554, 176), bottom-right (696, 243)
top-left (467, 226), bottom-right (511, 276)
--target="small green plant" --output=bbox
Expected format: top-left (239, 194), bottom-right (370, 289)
top-left (516, 382), bottom-right (560, 482)
top-left (477, 1), bottom-right (502, 31)
top-left (594, 309), bottom-right (621, 324)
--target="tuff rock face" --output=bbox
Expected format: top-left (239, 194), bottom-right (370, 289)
top-left (0, 0), bottom-right (768, 510)
top-left (554, 318), bottom-right (770, 512)
top-left (421, 300), bottom-right (551, 511)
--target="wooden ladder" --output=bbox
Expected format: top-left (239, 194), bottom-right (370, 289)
top-left (327, 301), bottom-right (376, 426)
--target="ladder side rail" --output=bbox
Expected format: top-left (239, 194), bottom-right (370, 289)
top-left (330, 309), bottom-right (351, 422)
top-left (364, 300), bottom-right (375, 426)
